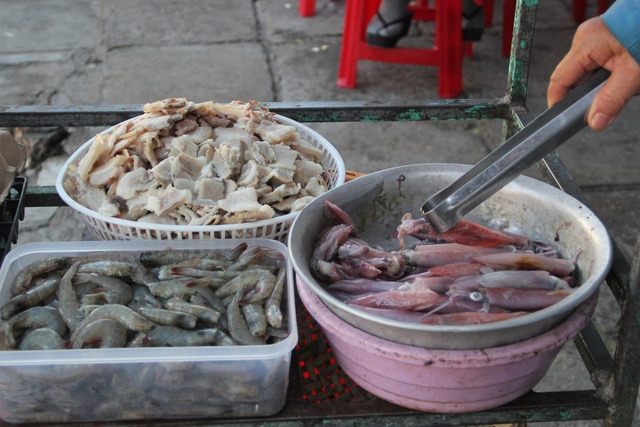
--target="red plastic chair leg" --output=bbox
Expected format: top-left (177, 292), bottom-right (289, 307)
top-left (502, 0), bottom-right (516, 58)
top-left (337, 0), bottom-right (464, 97)
top-left (337, 0), bottom-right (377, 88)
top-left (572, 0), bottom-right (587, 22)
top-left (299, 0), bottom-right (316, 17)
top-left (437, 0), bottom-right (463, 98)
top-left (484, 0), bottom-right (494, 27)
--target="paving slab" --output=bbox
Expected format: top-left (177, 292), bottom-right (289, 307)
top-left (102, 44), bottom-right (274, 104)
top-left (258, 0), bottom-right (344, 41)
top-left (0, 53), bottom-right (77, 104)
top-left (105, 0), bottom-right (257, 47)
top-left (0, 0), bottom-right (102, 52)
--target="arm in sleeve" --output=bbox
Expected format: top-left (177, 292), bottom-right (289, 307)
top-left (601, 0), bottom-right (640, 64)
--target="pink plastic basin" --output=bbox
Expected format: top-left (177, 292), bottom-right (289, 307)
top-left (296, 277), bottom-right (598, 413)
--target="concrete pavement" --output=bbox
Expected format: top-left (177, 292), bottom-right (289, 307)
top-left (0, 0), bottom-right (638, 425)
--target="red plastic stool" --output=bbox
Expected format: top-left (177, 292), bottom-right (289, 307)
top-left (300, 0), bottom-right (316, 17)
top-left (337, 0), bottom-right (465, 98)
top-left (300, 0), bottom-right (493, 21)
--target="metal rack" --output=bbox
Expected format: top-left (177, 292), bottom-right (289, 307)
top-left (0, 177), bottom-right (27, 264)
top-left (0, 0), bottom-right (638, 425)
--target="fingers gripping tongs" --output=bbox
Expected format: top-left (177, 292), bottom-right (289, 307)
top-left (421, 68), bottom-right (610, 233)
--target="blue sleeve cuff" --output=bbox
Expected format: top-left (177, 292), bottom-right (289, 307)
top-left (601, 0), bottom-right (640, 65)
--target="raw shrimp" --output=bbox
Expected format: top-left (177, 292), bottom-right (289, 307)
top-left (57, 262), bottom-right (84, 331)
top-left (265, 268), bottom-right (286, 328)
top-left (11, 256), bottom-right (71, 295)
top-left (164, 257), bottom-right (233, 272)
top-left (128, 259), bottom-right (159, 286)
top-left (169, 267), bottom-right (239, 280)
top-left (72, 304), bottom-right (156, 338)
top-left (215, 269), bottom-right (274, 300)
top-left (78, 257), bottom-right (156, 287)
top-left (135, 306), bottom-right (198, 329)
top-left (0, 321), bottom-right (15, 349)
top-left (227, 289), bottom-right (264, 346)
top-left (1, 245), bottom-right (289, 354)
top-left (2, 272), bottom-right (61, 319)
top-left (242, 303), bottom-right (267, 337)
top-left (139, 243), bottom-right (246, 267)
top-left (70, 318), bottom-right (128, 349)
top-left (128, 284), bottom-right (163, 310)
top-left (213, 328), bottom-right (237, 346)
top-left (227, 245), bottom-right (262, 271)
top-left (132, 326), bottom-right (219, 347)
top-left (74, 273), bottom-right (133, 305)
top-left (241, 271), bottom-right (276, 304)
top-left (147, 277), bottom-right (208, 298)
top-left (226, 241), bottom-right (250, 261)
top-left (183, 275), bottom-right (227, 289)
top-left (192, 287), bottom-right (228, 314)
top-left (139, 248), bottom-right (202, 267)
top-left (18, 328), bottom-right (65, 350)
top-left (76, 260), bottom-right (136, 277)
top-left (266, 325), bottom-right (289, 341)
top-left (209, 380), bottom-right (262, 402)
top-left (9, 306), bottom-right (68, 337)
top-left (163, 298), bottom-right (221, 324)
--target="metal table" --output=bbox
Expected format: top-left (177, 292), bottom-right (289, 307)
top-left (0, 0), bottom-right (638, 425)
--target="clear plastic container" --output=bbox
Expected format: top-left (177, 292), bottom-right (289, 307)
top-left (0, 239), bottom-right (297, 423)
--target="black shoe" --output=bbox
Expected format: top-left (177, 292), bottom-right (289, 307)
top-left (462, 0), bottom-right (484, 41)
top-left (366, 10), bottom-right (413, 48)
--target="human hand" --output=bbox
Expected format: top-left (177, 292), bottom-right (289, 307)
top-left (547, 17), bottom-right (640, 131)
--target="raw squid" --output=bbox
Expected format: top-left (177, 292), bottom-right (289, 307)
top-left (310, 200), bottom-right (578, 326)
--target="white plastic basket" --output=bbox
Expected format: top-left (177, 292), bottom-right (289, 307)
top-left (56, 115), bottom-right (346, 242)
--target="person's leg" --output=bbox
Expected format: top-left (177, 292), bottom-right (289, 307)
top-left (462, 0), bottom-right (485, 41)
top-left (366, 0), bottom-right (413, 48)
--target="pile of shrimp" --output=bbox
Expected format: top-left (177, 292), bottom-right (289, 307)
top-left (0, 356), bottom-right (288, 422)
top-left (0, 242), bottom-right (289, 350)
top-left (0, 243), bottom-right (292, 421)
top-left (310, 201), bottom-right (579, 326)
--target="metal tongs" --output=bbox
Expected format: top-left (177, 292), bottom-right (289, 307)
top-left (421, 68), bottom-right (611, 233)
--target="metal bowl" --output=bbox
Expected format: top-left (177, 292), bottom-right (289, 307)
top-left (288, 163), bottom-right (612, 350)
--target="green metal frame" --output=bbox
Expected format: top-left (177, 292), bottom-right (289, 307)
top-left (0, 0), bottom-right (638, 425)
